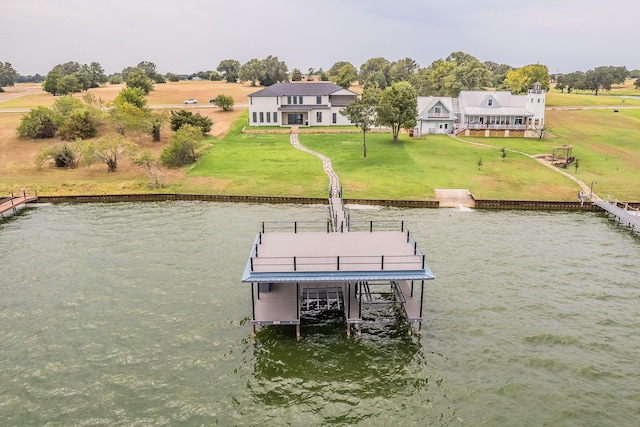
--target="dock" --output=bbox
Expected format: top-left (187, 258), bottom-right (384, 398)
top-left (593, 197), bottom-right (640, 233)
top-left (0, 193), bottom-right (38, 219)
top-left (242, 133), bottom-right (434, 339)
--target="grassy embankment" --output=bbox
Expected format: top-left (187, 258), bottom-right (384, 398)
top-left (2, 80), bottom-right (640, 200)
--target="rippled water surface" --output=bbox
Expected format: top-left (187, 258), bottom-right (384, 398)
top-left (1, 202), bottom-right (639, 426)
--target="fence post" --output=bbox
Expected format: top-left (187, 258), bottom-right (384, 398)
top-left (295, 221), bottom-right (297, 233)
top-left (337, 256), bottom-right (340, 271)
top-left (370, 221), bottom-right (373, 232)
top-left (381, 255), bottom-right (384, 270)
top-left (294, 256), bottom-right (297, 271)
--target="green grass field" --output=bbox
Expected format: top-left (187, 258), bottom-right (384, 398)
top-left (190, 109), bottom-right (640, 201)
top-left (3, 81), bottom-right (640, 201)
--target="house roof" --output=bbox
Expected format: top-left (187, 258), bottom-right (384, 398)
top-left (459, 91), bottom-right (532, 116)
top-left (249, 82), bottom-right (357, 97)
top-left (417, 96), bottom-right (456, 119)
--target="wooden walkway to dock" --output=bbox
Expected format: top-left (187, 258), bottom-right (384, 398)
top-left (0, 194), bottom-right (38, 219)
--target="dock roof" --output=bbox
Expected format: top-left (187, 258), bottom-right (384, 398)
top-left (242, 231), bottom-right (434, 283)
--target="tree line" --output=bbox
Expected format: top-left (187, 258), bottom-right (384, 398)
top-left (3, 53), bottom-right (638, 96)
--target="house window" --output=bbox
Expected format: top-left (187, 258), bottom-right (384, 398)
top-left (332, 113), bottom-right (337, 124)
top-left (273, 112), bottom-right (278, 123)
top-left (287, 96), bottom-right (291, 104)
top-left (538, 98), bottom-right (541, 103)
top-left (259, 112), bottom-right (264, 123)
top-left (434, 106), bottom-right (442, 114)
top-left (444, 123), bottom-right (448, 129)
top-left (515, 117), bottom-right (523, 125)
top-left (266, 112), bottom-right (271, 123)
top-left (252, 112), bottom-right (257, 123)
top-left (293, 97), bottom-right (297, 105)
top-left (316, 96), bottom-right (322, 104)
top-left (488, 99), bottom-right (493, 106)
top-left (317, 112), bottom-right (322, 123)
top-left (299, 96), bottom-right (303, 104)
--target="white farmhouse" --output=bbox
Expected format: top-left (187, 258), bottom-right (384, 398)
top-left (248, 82), bottom-right (358, 127)
top-left (415, 82), bottom-right (546, 137)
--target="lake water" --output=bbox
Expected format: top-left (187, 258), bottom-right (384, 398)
top-left (1, 202), bottom-right (639, 426)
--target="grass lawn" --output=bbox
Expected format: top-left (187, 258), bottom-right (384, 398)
top-left (2, 80), bottom-right (640, 201)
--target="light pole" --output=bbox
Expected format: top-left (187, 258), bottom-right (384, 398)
top-left (590, 181), bottom-right (597, 200)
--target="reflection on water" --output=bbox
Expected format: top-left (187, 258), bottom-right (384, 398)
top-left (1, 202), bottom-right (639, 426)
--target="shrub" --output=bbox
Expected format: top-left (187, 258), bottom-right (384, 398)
top-left (58, 108), bottom-right (100, 140)
top-left (160, 124), bottom-right (206, 167)
top-left (17, 107), bottom-right (59, 139)
top-left (169, 109), bottom-right (212, 135)
top-left (213, 94), bottom-right (234, 111)
top-left (35, 141), bottom-right (84, 168)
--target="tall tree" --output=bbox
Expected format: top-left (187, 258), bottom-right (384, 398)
top-left (328, 61), bottom-right (354, 77)
top-left (389, 57), bottom-right (419, 83)
top-left (239, 58), bottom-right (263, 86)
top-left (340, 87), bottom-right (380, 158)
top-left (360, 57), bottom-right (391, 87)
top-left (581, 66), bottom-right (628, 95)
top-left (0, 61), bottom-right (18, 91)
top-left (217, 59), bottom-right (241, 83)
top-left (259, 55), bottom-right (288, 86)
top-left (291, 68), bottom-right (303, 81)
top-left (88, 62), bottom-right (107, 88)
top-left (333, 63), bottom-right (358, 89)
top-left (125, 69), bottom-right (154, 94)
top-left (503, 64), bottom-right (550, 94)
top-left (376, 81), bottom-right (417, 143)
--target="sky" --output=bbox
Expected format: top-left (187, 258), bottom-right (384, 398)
top-left (4, 0), bottom-right (639, 76)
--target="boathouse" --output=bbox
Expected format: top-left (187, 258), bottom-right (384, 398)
top-left (242, 184), bottom-right (435, 339)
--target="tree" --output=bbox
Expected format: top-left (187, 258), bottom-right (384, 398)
top-left (291, 68), bottom-right (303, 81)
top-left (360, 57), bottom-right (391, 87)
top-left (58, 108), bottom-right (100, 140)
top-left (125, 69), bottom-right (154, 94)
top-left (530, 122), bottom-right (550, 140)
top-left (43, 68), bottom-right (63, 95)
top-left (52, 95), bottom-right (84, 116)
top-left (340, 88), bottom-right (380, 158)
top-left (376, 81), bottom-right (417, 143)
top-left (635, 78), bottom-right (640, 89)
top-left (259, 55), bottom-right (288, 86)
top-left (144, 111), bottom-right (168, 142)
top-left (165, 72), bottom-right (181, 82)
top-left (581, 66), bottom-right (627, 95)
top-left (160, 124), bottom-right (206, 167)
top-left (131, 149), bottom-right (164, 188)
top-left (217, 59), bottom-right (241, 83)
top-left (503, 64), bottom-right (550, 94)
top-left (88, 62), bottom-right (107, 88)
top-left (213, 94), bottom-right (234, 111)
top-left (114, 86), bottom-right (147, 109)
top-left (333, 63), bottom-right (358, 89)
top-left (484, 61), bottom-right (513, 88)
top-left (328, 61), bottom-right (354, 77)
top-left (0, 61), bottom-right (18, 91)
top-left (17, 106), bottom-right (60, 139)
top-left (560, 71), bottom-right (584, 93)
top-left (134, 61), bottom-right (165, 83)
top-left (389, 57), bottom-right (419, 83)
top-left (239, 58), bottom-right (262, 86)
top-left (85, 135), bottom-right (137, 172)
top-left (56, 74), bottom-right (83, 95)
top-left (169, 109), bottom-right (212, 135)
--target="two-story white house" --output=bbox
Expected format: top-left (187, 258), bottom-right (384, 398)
top-left (415, 83), bottom-right (546, 137)
top-left (248, 82), bottom-right (358, 127)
